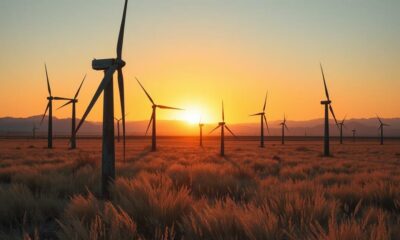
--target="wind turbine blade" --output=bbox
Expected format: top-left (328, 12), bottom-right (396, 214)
top-left (264, 114), bottom-right (270, 133)
top-left (116, 0), bottom-right (128, 59)
top-left (285, 123), bottom-right (289, 131)
top-left (145, 112), bottom-right (154, 136)
top-left (157, 105), bottom-right (184, 110)
top-left (376, 114), bottom-right (383, 124)
top-left (45, 64), bottom-right (52, 96)
top-left (57, 100), bottom-right (73, 110)
top-left (222, 101), bottom-right (224, 121)
top-left (40, 102), bottom-right (50, 125)
top-left (117, 68), bottom-right (126, 160)
top-left (249, 112), bottom-right (263, 116)
top-left (74, 74), bottom-right (86, 99)
top-left (263, 91), bottom-right (268, 112)
top-left (225, 125), bottom-right (236, 137)
top-left (75, 66), bottom-right (116, 134)
top-left (135, 77), bottom-right (155, 105)
top-left (320, 63), bottom-right (330, 101)
top-left (329, 104), bottom-right (339, 126)
top-left (209, 125), bottom-right (220, 134)
top-left (342, 114), bottom-right (347, 124)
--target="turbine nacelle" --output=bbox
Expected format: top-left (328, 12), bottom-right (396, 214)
top-left (219, 122), bottom-right (225, 126)
top-left (320, 100), bottom-right (331, 105)
top-left (92, 58), bottom-right (126, 71)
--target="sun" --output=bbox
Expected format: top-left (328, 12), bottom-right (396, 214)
top-left (182, 110), bottom-right (201, 124)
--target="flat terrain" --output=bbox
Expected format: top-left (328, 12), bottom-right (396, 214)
top-left (0, 138), bottom-right (399, 239)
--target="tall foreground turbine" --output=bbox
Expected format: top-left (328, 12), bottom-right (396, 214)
top-left (249, 92), bottom-right (269, 147)
top-left (57, 75), bottom-right (86, 149)
top-left (40, 64), bottom-right (71, 149)
top-left (320, 64), bottom-right (339, 156)
top-left (136, 78), bottom-right (184, 151)
top-left (377, 115), bottom-right (389, 145)
top-left (74, 0), bottom-right (128, 199)
top-left (210, 101), bottom-right (235, 156)
top-left (279, 114), bottom-right (289, 145)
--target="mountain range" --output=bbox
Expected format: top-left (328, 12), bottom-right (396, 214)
top-left (1, 116), bottom-right (400, 137)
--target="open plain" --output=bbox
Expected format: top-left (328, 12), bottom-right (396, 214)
top-left (0, 138), bottom-right (399, 239)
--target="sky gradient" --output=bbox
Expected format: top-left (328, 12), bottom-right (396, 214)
top-left (0, 0), bottom-right (399, 124)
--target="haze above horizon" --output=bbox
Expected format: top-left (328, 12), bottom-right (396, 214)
top-left (0, 0), bottom-right (399, 124)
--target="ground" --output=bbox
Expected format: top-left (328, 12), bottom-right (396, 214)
top-left (0, 137), bottom-right (399, 239)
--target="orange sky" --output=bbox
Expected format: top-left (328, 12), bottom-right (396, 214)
top-left (0, 0), bottom-right (399, 124)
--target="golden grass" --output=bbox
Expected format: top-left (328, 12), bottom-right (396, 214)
top-left (0, 138), bottom-right (399, 239)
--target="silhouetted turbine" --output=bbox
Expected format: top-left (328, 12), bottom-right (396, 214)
top-left (57, 74), bottom-right (86, 149)
top-left (40, 64), bottom-right (71, 149)
top-left (320, 63), bottom-right (339, 156)
top-left (114, 113), bottom-right (128, 143)
top-left (377, 115), bottom-right (389, 145)
top-left (209, 101), bottom-right (236, 156)
top-left (352, 129), bottom-right (356, 142)
top-left (279, 114), bottom-right (289, 145)
top-left (338, 115), bottom-right (346, 144)
top-left (199, 117), bottom-right (204, 147)
top-left (136, 77), bottom-right (184, 152)
top-left (32, 123), bottom-right (38, 139)
top-left (249, 92), bottom-right (269, 147)
top-left (74, 0), bottom-right (128, 199)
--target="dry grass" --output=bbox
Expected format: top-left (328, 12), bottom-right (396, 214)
top-left (0, 138), bottom-right (399, 239)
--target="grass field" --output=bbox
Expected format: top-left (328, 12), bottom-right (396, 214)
top-left (0, 138), bottom-right (399, 239)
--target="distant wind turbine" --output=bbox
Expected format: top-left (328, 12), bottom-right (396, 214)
top-left (32, 123), bottom-right (38, 139)
top-left (279, 114), bottom-right (289, 145)
top-left (73, 0), bottom-right (129, 199)
top-left (40, 64), bottom-right (71, 149)
top-left (319, 63), bottom-right (339, 156)
top-left (136, 77), bottom-right (184, 151)
top-left (338, 115), bottom-right (347, 144)
top-left (199, 117), bottom-right (204, 147)
top-left (115, 113), bottom-right (128, 143)
top-left (210, 101), bottom-right (236, 156)
top-left (377, 115), bottom-right (389, 145)
top-left (249, 92), bottom-right (269, 148)
top-left (57, 74), bottom-right (86, 149)
top-left (352, 129), bottom-right (356, 142)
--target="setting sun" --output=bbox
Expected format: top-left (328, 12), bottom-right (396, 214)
top-left (181, 110), bottom-right (202, 124)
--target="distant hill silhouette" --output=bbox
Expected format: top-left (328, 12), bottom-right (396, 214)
top-left (0, 116), bottom-right (400, 137)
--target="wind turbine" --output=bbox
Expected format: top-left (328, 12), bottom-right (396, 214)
top-left (74, 0), bottom-right (128, 199)
top-left (279, 114), bottom-right (289, 145)
top-left (57, 75), bottom-right (86, 149)
top-left (209, 101), bottom-right (236, 156)
top-left (40, 64), bottom-right (71, 149)
top-left (32, 123), bottom-right (38, 139)
top-left (115, 113), bottom-right (128, 143)
top-left (320, 64), bottom-right (339, 156)
top-left (338, 115), bottom-right (346, 144)
top-left (199, 116), bottom-right (204, 147)
top-left (352, 129), bottom-right (356, 142)
top-left (377, 115), bottom-right (389, 145)
top-left (136, 78), bottom-right (184, 151)
top-left (249, 92), bottom-right (269, 147)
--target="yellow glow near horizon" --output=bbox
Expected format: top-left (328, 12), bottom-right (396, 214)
top-left (181, 109), bottom-right (202, 124)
